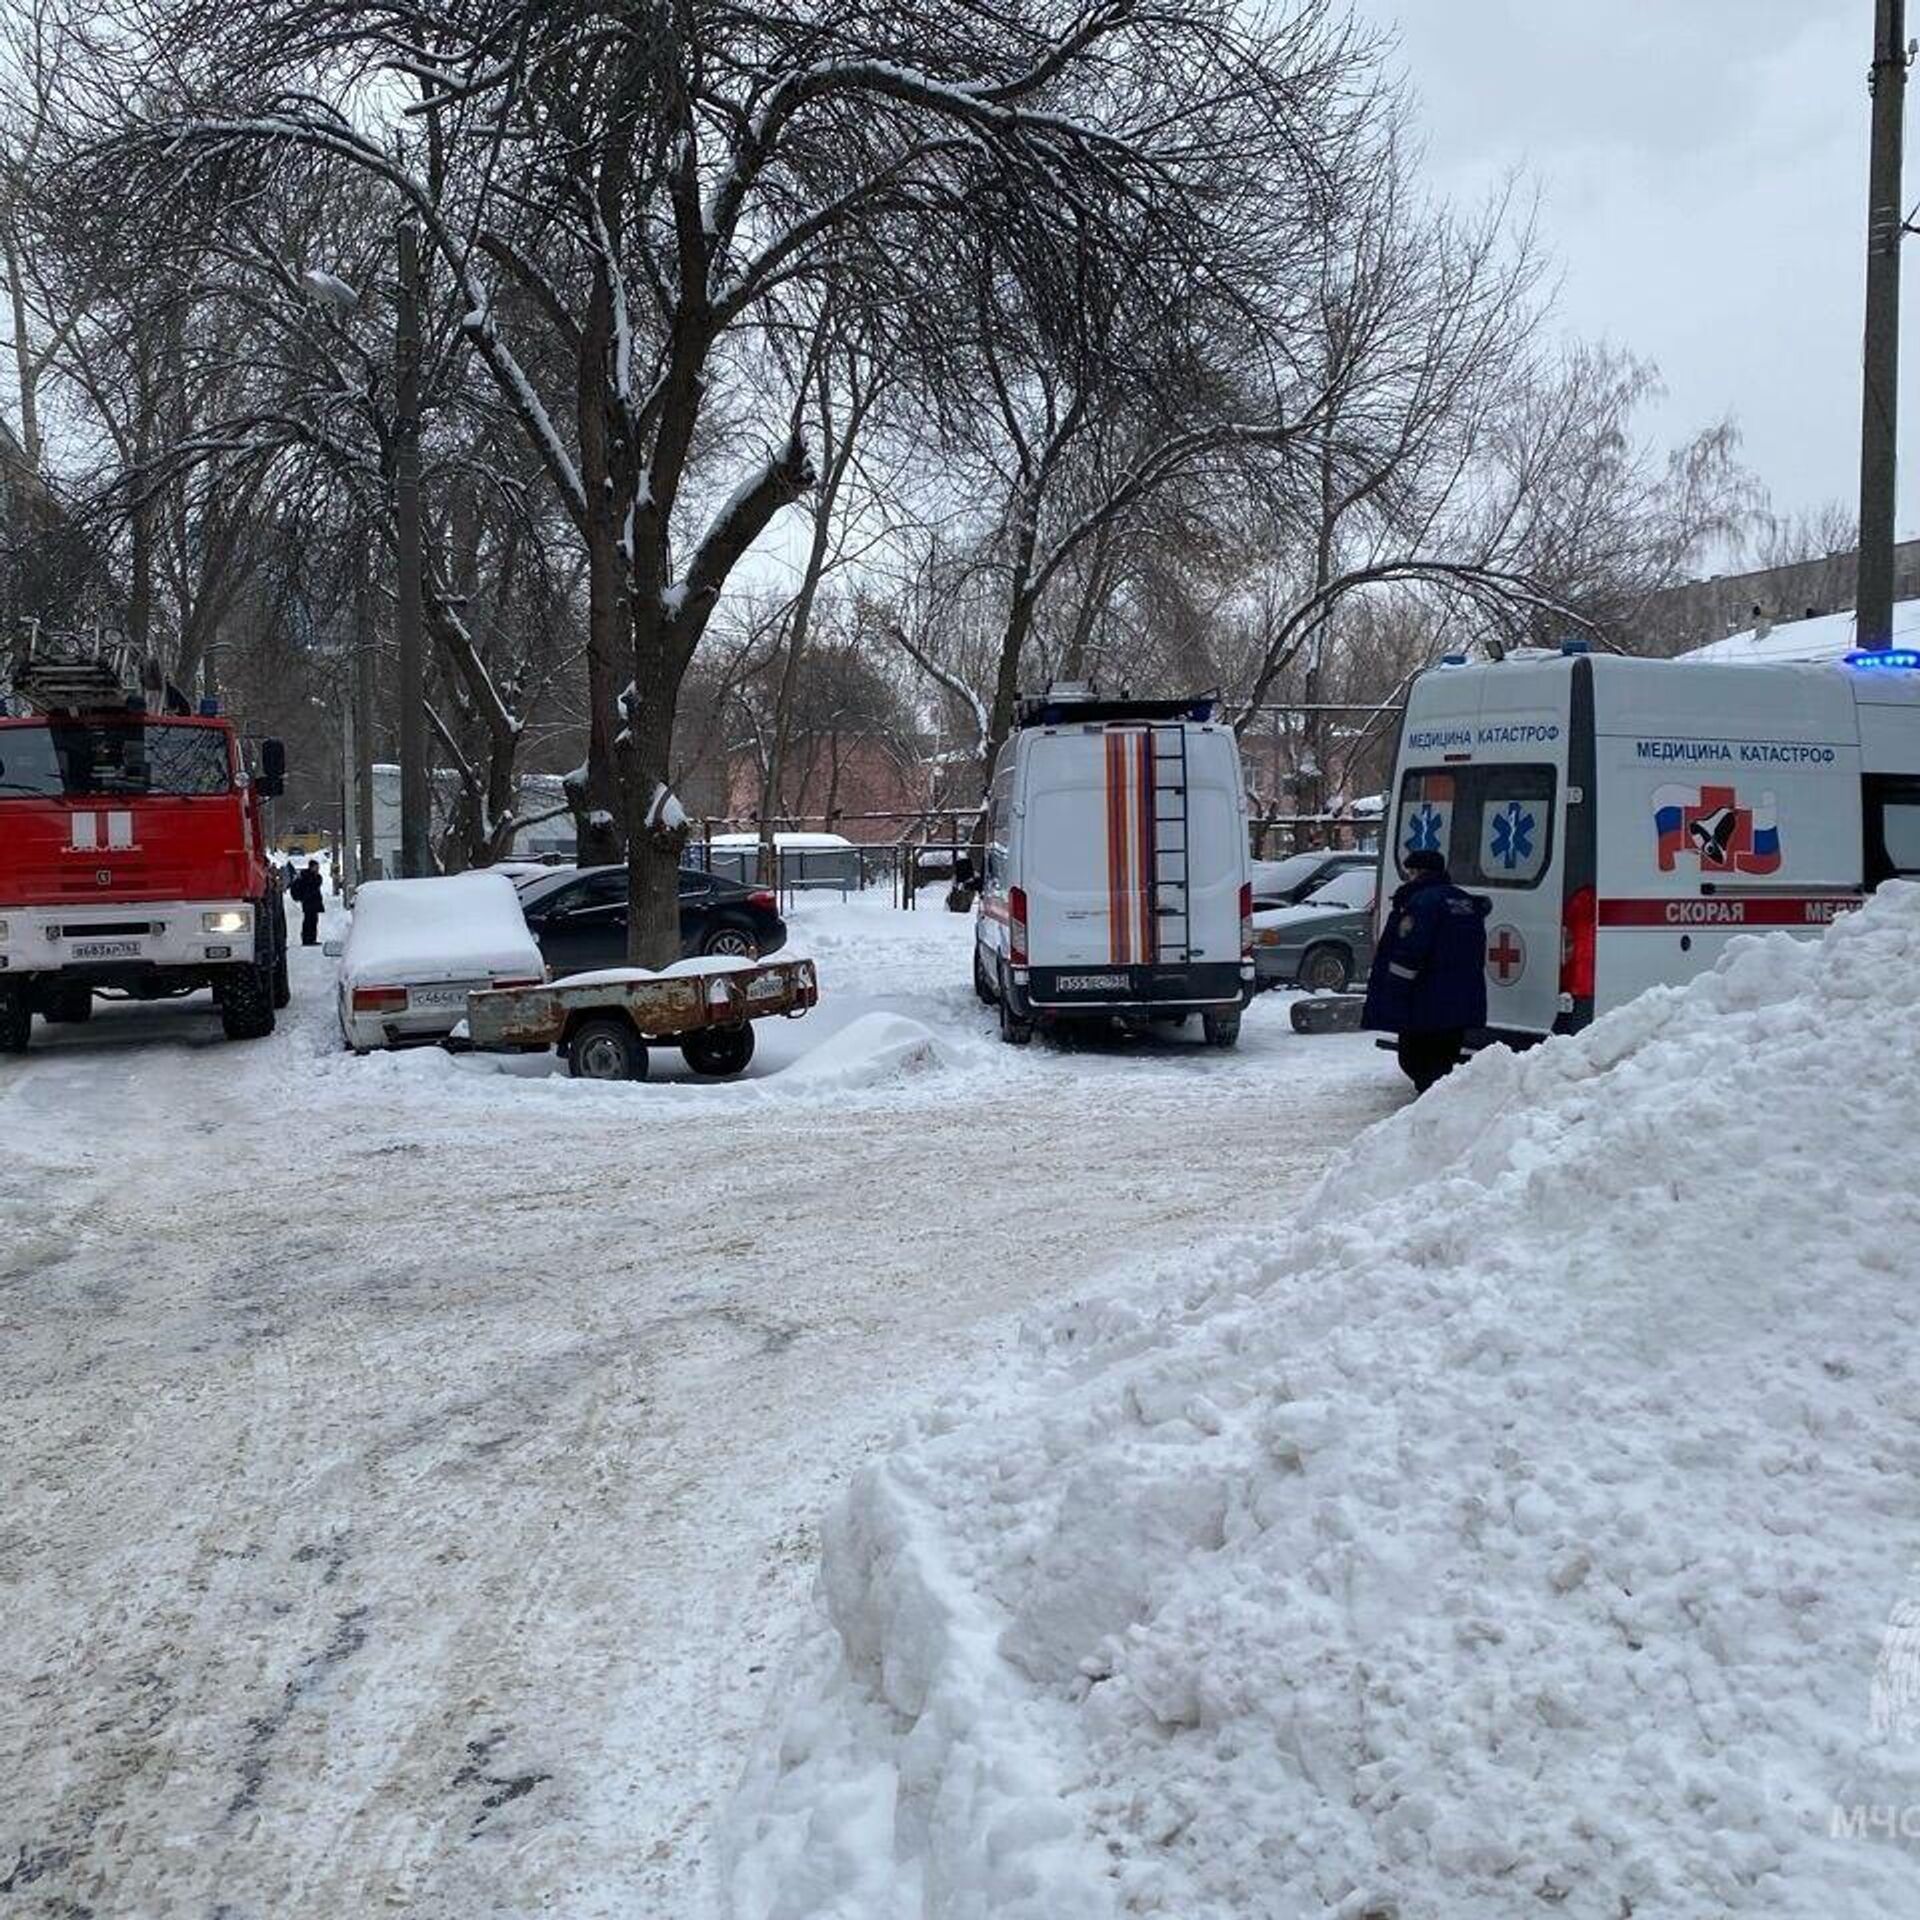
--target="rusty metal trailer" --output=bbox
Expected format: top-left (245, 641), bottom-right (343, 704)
top-left (465, 956), bottom-right (818, 1080)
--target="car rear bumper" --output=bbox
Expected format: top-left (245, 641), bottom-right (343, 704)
top-left (1021, 960), bottom-right (1252, 1014)
top-left (1252, 947), bottom-right (1307, 989)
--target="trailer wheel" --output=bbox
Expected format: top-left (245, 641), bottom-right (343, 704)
top-left (681, 1022), bottom-right (756, 1078)
top-left (42, 984), bottom-right (94, 1024)
top-left (1201, 1010), bottom-right (1242, 1049)
top-left (567, 1016), bottom-right (649, 1082)
top-left (0, 987), bottom-right (29, 1053)
top-left (219, 959), bottom-right (277, 1040)
top-left (1298, 942), bottom-right (1353, 993)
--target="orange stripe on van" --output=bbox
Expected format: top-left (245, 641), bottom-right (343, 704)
top-left (1135, 731), bottom-right (1158, 965)
top-left (1106, 731), bottom-right (1130, 964)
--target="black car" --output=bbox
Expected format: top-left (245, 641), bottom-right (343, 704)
top-left (516, 864), bottom-right (787, 977)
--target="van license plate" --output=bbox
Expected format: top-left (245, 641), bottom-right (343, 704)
top-left (1058, 972), bottom-right (1128, 992)
top-left (70, 940), bottom-right (140, 960)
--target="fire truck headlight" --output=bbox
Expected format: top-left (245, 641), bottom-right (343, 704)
top-left (202, 909), bottom-right (251, 935)
top-left (0, 919), bottom-right (8, 941)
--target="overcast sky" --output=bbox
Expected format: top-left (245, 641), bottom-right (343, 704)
top-left (1350, 0), bottom-right (1907, 547)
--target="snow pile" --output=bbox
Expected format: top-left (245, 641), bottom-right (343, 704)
top-left (772, 1012), bottom-right (946, 1095)
top-left (726, 887), bottom-right (1920, 1920)
top-left (336, 872), bottom-right (543, 987)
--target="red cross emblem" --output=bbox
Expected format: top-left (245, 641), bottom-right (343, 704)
top-left (1487, 924), bottom-right (1526, 983)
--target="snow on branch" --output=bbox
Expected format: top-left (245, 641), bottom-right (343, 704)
top-left (644, 782), bottom-right (690, 835)
top-left (884, 620), bottom-right (991, 762)
top-left (156, 111), bottom-right (591, 533)
top-left (1232, 559), bottom-right (1607, 724)
top-left (672, 435), bottom-right (817, 633)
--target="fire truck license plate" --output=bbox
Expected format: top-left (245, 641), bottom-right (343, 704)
top-left (70, 940), bottom-right (140, 960)
top-left (1058, 972), bottom-right (1128, 992)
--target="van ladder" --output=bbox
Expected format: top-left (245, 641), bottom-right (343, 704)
top-left (1150, 725), bottom-right (1192, 964)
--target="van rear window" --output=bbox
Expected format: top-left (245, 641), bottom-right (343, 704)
top-left (1396, 764), bottom-right (1556, 889)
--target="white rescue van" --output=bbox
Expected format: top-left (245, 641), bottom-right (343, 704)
top-left (974, 688), bottom-right (1255, 1046)
top-left (1384, 646), bottom-right (1920, 1041)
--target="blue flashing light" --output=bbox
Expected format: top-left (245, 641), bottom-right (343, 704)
top-left (1843, 647), bottom-right (1920, 671)
top-left (1560, 636), bottom-right (1591, 655)
top-left (198, 696), bottom-right (221, 716)
top-left (1439, 652), bottom-right (1468, 667)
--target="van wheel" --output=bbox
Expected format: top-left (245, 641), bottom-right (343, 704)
top-left (0, 987), bottom-right (29, 1053)
top-left (681, 1023), bottom-right (755, 1078)
top-left (567, 1016), bottom-right (648, 1081)
top-left (1202, 1010), bottom-right (1241, 1049)
top-left (1298, 943), bottom-right (1352, 993)
top-left (997, 970), bottom-right (1033, 1047)
top-left (973, 948), bottom-right (997, 1005)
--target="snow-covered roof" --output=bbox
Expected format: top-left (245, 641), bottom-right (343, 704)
top-left (1680, 597), bottom-right (1920, 665)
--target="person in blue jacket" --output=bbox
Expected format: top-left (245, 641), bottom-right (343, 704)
top-left (1362, 848), bottom-right (1491, 1093)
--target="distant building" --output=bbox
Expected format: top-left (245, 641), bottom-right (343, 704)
top-left (368, 764), bottom-right (576, 875)
top-left (1634, 538), bottom-right (1920, 656)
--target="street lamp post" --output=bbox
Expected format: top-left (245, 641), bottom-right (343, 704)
top-left (1858, 0), bottom-right (1909, 652)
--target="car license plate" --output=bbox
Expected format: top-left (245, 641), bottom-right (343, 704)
top-left (70, 940), bottom-right (140, 960)
top-left (1058, 972), bottom-right (1128, 992)
top-left (409, 982), bottom-right (481, 1011)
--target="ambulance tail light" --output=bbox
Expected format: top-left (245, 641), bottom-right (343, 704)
top-left (1560, 885), bottom-right (1596, 1000)
top-left (1009, 886), bottom-right (1029, 966)
top-left (1239, 881), bottom-right (1254, 959)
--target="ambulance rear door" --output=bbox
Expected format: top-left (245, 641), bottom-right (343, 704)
top-left (1386, 658), bottom-right (1574, 1042)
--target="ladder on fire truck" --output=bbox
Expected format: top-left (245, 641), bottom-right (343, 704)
top-left (4, 625), bottom-right (178, 716)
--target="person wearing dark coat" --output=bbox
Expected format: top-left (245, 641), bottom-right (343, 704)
top-left (289, 860), bottom-right (325, 946)
top-left (1362, 849), bottom-right (1491, 1094)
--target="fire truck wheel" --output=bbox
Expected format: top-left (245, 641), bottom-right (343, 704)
top-left (219, 961), bottom-right (277, 1041)
top-left (566, 1016), bottom-right (649, 1082)
top-left (272, 946), bottom-right (291, 1009)
top-left (42, 984), bottom-right (94, 1024)
top-left (0, 989), bottom-right (28, 1053)
top-left (1201, 1010), bottom-right (1242, 1049)
top-left (680, 1022), bottom-right (756, 1078)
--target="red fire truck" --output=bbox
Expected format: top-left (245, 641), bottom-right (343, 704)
top-left (0, 635), bottom-right (290, 1052)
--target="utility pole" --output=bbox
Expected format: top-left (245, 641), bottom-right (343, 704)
top-left (394, 215), bottom-right (431, 877)
top-left (353, 545), bottom-right (377, 886)
top-left (1859, 0), bottom-right (1909, 652)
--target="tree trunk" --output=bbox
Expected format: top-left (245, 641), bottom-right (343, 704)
top-left (618, 626), bottom-right (688, 967)
top-left (978, 589), bottom-right (1038, 829)
top-left (575, 522), bottom-right (626, 866)
top-left (3, 215), bottom-right (42, 473)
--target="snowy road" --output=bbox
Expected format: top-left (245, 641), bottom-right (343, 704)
top-left (1, 896), bottom-right (1402, 1918)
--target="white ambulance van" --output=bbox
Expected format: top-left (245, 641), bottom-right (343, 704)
top-left (1383, 645), bottom-right (1920, 1042)
top-left (974, 687), bottom-right (1255, 1046)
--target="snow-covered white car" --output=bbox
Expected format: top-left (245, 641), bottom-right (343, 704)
top-left (333, 872), bottom-right (546, 1052)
